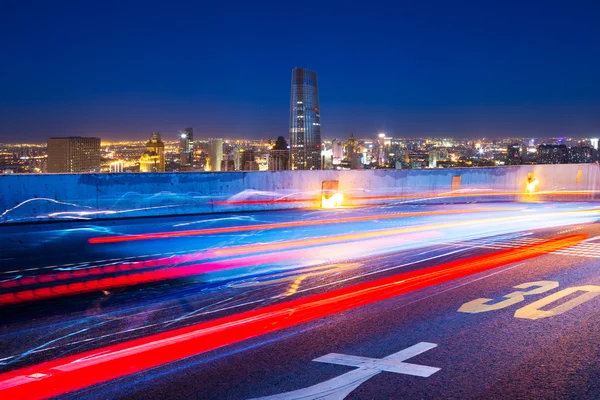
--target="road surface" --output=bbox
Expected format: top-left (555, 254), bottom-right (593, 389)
top-left (0, 202), bottom-right (599, 399)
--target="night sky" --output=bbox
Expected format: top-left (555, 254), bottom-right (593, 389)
top-left (1, 0), bottom-right (600, 142)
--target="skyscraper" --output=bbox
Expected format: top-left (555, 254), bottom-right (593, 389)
top-left (289, 68), bottom-right (321, 170)
top-left (179, 127), bottom-right (194, 168)
top-left (268, 136), bottom-right (290, 171)
top-left (47, 137), bottom-right (101, 173)
top-left (208, 138), bottom-right (224, 172)
top-left (139, 132), bottom-right (165, 172)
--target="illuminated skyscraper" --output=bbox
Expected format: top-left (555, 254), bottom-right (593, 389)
top-left (139, 132), bottom-right (165, 172)
top-left (289, 68), bottom-right (321, 170)
top-left (179, 127), bottom-right (194, 168)
top-left (208, 138), bottom-right (223, 171)
top-left (591, 138), bottom-right (599, 150)
top-left (47, 137), bottom-right (101, 173)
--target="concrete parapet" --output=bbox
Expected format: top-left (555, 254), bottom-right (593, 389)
top-left (1, 164), bottom-right (598, 224)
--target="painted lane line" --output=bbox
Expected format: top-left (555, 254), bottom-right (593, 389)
top-left (252, 343), bottom-right (440, 400)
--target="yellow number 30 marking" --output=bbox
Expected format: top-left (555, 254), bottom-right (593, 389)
top-left (515, 285), bottom-right (600, 320)
top-left (458, 281), bottom-right (559, 314)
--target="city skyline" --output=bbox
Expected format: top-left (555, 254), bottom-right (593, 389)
top-left (2, 1), bottom-right (600, 142)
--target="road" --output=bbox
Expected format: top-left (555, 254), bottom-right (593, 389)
top-left (0, 202), bottom-right (599, 399)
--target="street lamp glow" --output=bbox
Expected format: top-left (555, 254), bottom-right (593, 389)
top-left (527, 178), bottom-right (539, 194)
top-left (322, 192), bottom-right (344, 208)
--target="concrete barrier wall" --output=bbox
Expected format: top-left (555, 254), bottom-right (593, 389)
top-left (1, 164), bottom-right (598, 224)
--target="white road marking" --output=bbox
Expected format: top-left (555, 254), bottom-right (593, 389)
top-left (250, 342), bottom-right (440, 400)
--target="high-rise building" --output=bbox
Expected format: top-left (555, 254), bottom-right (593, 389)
top-left (506, 143), bottom-right (522, 165)
top-left (568, 146), bottom-right (594, 163)
top-left (47, 137), bottom-right (101, 173)
top-left (179, 127), bottom-right (194, 168)
top-left (139, 132), bottom-right (165, 172)
top-left (208, 138), bottom-right (224, 171)
top-left (331, 138), bottom-right (343, 165)
top-left (241, 149), bottom-right (260, 171)
top-left (591, 138), bottom-right (599, 150)
top-left (268, 136), bottom-right (290, 171)
top-left (537, 144), bottom-right (568, 164)
top-left (289, 68), bottom-right (321, 170)
top-left (346, 132), bottom-right (361, 169)
top-left (109, 161), bottom-right (123, 173)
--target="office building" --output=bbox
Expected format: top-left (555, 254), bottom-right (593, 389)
top-left (241, 149), bottom-right (260, 171)
top-left (506, 144), bottom-right (522, 165)
top-left (289, 68), bottom-right (321, 170)
top-left (139, 132), bottom-right (165, 172)
top-left (591, 138), bottom-right (599, 150)
top-left (568, 146), bottom-right (594, 163)
top-left (109, 161), bottom-right (123, 173)
top-left (208, 138), bottom-right (224, 171)
top-left (47, 137), bottom-right (101, 173)
top-left (331, 138), bottom-right (343, 165)
top-left (268, 136), bottom-right (290, 171)
top-left (346, 132), bottom-right (361, 169)
top-left (537, 144), bottom-right (568, 164)
top-left (179, 127), bottom-right (194, 168)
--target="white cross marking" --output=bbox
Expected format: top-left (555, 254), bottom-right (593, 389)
top-left (250, 342), bottom-right (440, 400)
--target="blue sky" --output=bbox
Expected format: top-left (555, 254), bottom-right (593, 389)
top-left (1, 0), bottom-right (600, 141)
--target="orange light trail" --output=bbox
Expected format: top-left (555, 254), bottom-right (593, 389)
top-left (209, 190), bottom-right (599, 205)
top-left (88, 207), bottom-right (517, 244)
top-left (212, 208), bottom-right (599, 257)
top-left (4, 208), bottom-right (597, 299)
top-left (0, 234), bottom-right (586, 400)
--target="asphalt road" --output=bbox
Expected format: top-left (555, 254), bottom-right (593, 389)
top-left (1, 202), bottom-right (599, 399)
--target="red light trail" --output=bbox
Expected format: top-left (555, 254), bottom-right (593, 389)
top-left (0, 234), bottom-right (585, 400)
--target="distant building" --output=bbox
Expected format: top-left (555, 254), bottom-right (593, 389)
top-left (429, 147), bottom-right (448, 168)
top-left (568, 146), bottom-right (594, 163)
top-left (47, 137), bottom-right (101, 173)
top-left (109, 161), bottom-right (123, 173)
top-left (179, 127), bottom-right (194, 168)
top-left (331, 138), bottom-right (343, 165)
top-left (346, 132), bottom-right (361, 169)
top-left (537, 144), bottom-right (568, 164)
top-left (208, 138), bottom-right (224, 171)
top-left (506, 143), bottom-right (522, 165)
top-left (591, 138), bottom-right (599, 151)
top-left (139, 132), bottom-right (165, 172)
top-left (289, 68), bottom-right (321, 170)
top-left (241, 149), bottom-right (260, 171)
top-left (268, 136), bottom-right (290, 171)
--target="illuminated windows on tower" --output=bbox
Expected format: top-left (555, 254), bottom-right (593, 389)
top-left (179, 127), bottom-right (194, 169)
top-left (289, 68), bottom-right (321, 170)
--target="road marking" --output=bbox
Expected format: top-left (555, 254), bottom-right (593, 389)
top-left (251, 342), bottom-right (440, 400)
top-left (458, 281), bottom-right (558, 314)
top-left (515, 285), bottom-right (600, 320)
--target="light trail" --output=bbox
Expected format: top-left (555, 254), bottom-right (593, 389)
top-left (2, 208), bottom-right (598, 301)
top-left (88, 207), bottom-right (516, 244)
top-left (209, 190), bottom-right (599, 205)
top-left (0, 234), bottom-right (586, 400)
top-left (212, 208), bottom-right (599, 257)
top-left (0, 232), bottom-right (439, 305)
